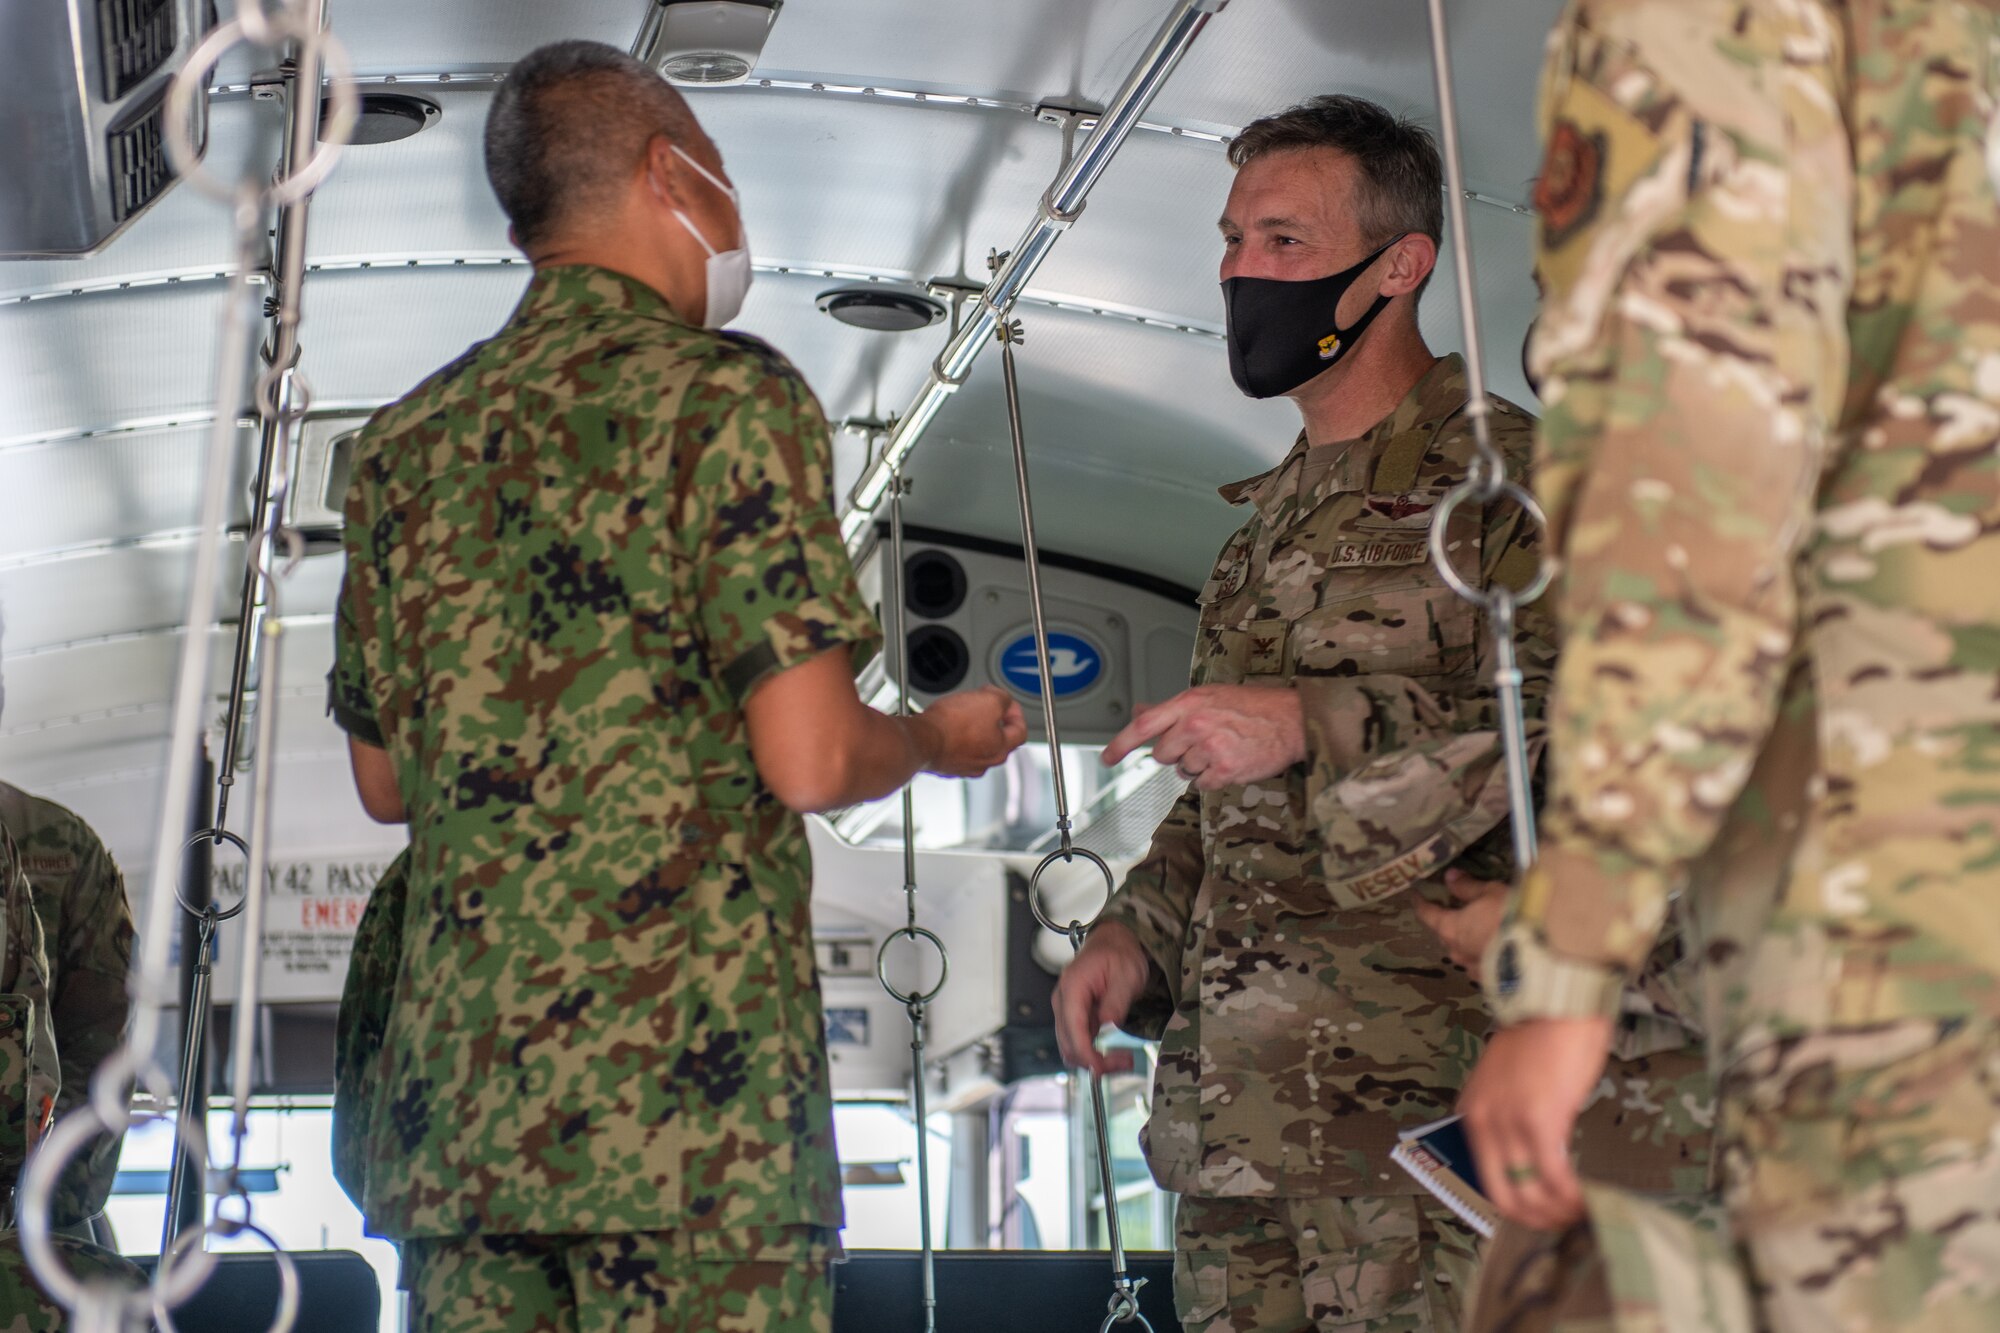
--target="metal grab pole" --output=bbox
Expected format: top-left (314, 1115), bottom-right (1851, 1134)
top-left (893, 481), bottom-right (919, 909)
top-left (841, 0), bottom-right (1229, 545)
top-left (1419, 0), bottom-right (1555, 871)
top-left (875, 476), bottom-right (947, 1333)
top-left (168, 749), bottom-right (216, 1248)
top-left (213, 0), bottom-right (324, 830)
top-left (996, 326), bottom-right (1072, 840)
top-left (163, 910), bottom-right (216, 1251)
top-left (1424, 0), bottom-right (1502, 492)
top-left (996, 319), bottom-right (1148, 1330)
top-left (909, 999), bottom-right (938, 1333)
top-left (1488, 595), bottom-right (1538, 867)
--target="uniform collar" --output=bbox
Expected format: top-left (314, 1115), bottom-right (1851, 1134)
top-left (507, 264), bottom-right (694, 329)
top-left (1218, 354), bottom-right (1470, 517)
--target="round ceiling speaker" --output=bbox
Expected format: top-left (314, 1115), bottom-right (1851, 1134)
top-left (817, 287), bottom-right (948, 332)
top-left (321, 92), bottom-right (441, 145)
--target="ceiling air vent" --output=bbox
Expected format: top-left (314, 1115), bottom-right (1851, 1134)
top-left (634, 1), bottom-right (781, 88)
top-left (907, 625), bottom-right (970, 695)
top-left (106, 84), bottom-right (175, 224)
top-left (0, 0), bottom-right (205, 256)
top-left (905, 550), bottom-right (967, 619)
top-left (99, 0), bottom-right (177, 101)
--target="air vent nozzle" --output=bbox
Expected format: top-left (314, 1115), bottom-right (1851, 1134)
top-left (905, 550), bottom-right (967, 620)
top-left (99, 0), bottom-right (177, 100)
top-left (907, 625), bottom-right (970, 695)
top-left (106, 85), bottom-right (174, 223)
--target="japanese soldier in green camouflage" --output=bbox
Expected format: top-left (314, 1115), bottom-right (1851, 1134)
top-left (1459, 3), bottom-right (2000, 1331)
top-left (0, 784), bottom-right (134, 1237)
top-left (331, 849), bottom-right (407, 1212)
top-left (330, 41), bottom-right (1024, 1333)
top-left (1050, 97), bottom-right (1713, 1333)
top-left (0, 823), bottom-right (131, 1333)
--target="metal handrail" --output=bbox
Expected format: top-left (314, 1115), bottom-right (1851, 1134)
top-left (839, 0), bottom-right (1228, 547)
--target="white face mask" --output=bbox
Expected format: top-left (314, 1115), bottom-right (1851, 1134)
top-left (668, 143), bottom-right (752, 330)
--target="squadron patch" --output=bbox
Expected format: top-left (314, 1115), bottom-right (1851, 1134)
top-left (1535, 119), bottom-right (1605, 250)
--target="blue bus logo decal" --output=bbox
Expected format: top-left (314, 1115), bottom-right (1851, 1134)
top-left (998, 631), bottom-right (1104, 698)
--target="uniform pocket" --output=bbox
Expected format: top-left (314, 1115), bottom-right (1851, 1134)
top-left (0, 994), bottom-right (40, 1171)
top-left (1291, 582), bottom-right (1477, 680)
top-left (1299, 1233), bottom-right (1427, 1330)
top-left (1172, 1248), bottom-right (1230, 1327)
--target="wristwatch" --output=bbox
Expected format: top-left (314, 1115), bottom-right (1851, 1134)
top-left (1483, 920), bottom-right (1628, 1025)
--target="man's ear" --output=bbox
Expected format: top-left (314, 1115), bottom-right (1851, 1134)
top-left (643, 134), bottom-right (685, 209)
top-left (1382, 232), bottom-right (1439, 299)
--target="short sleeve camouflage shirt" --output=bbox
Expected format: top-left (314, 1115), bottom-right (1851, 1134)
top-left (332, 265), bottom-right (880, 1239)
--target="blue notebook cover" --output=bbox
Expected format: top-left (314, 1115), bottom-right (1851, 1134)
top-left (1390, 1114), bottom-right (1499, 1239)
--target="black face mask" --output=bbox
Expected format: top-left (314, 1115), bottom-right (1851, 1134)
top-left (1222, 234), bottom-right (1407, 399)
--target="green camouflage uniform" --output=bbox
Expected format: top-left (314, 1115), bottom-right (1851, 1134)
top-left (0, 825), bottom-right (56, 1225)
top-left (0, 831), bottom-right (115, 1330)
top-left (0, 782), bottom-right (135, 1228)
top-left (1102, 356), bottom-right (1710, 1332)
top-left (331, 263), bottom-right (878, 1331)
top-left (1485, 1), bottom-right (2000, 1328)
top-left (332, 848), bottom-right (408, 1213)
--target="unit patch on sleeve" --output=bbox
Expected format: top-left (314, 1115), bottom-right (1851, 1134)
top-left (1535, 119), bottom-right (1606, 250)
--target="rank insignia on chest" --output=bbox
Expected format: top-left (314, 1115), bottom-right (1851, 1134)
top-left (1246, 628), bottom-right (1285, 675)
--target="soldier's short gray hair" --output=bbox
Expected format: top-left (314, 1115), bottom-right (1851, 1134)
top-left (1229, 95), bottom-right (1444, 250)
top-left (485, 41), bottom-right (702, 251)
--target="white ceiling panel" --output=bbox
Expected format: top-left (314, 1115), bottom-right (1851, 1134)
top-left (0, 632), bottom-right (190, 737)
top-left (300, 265), bottom-right (525, 404)
top-left (0, 541), bottom-right (245, 657)
top-left (301, 86), bottom-right (513, 261)
top-left (0, 283), bottom-right (249, 444)
top-left (0, 425), bottom-right (252, 563)
top-left (0, 713), bottom-right (182, 794)
top-left (330, 0), bottom-right (650, 71)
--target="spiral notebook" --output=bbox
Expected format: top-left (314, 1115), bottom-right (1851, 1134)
top-left (1390, 1114), bottom-right (1499, 1240)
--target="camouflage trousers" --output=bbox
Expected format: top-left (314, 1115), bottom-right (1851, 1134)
top-left (1719, 1020), bottom-right (2000, 1333)
top-left (1467, 1023), bottom-right (2000, 1333)
top-left (1173, 1193), bottom-right (1480, 1332)
top-left (402, 1225), bottom-right (837, 1333)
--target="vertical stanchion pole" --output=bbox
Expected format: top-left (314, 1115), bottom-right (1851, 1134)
top-left (167, 748), bottom-right (216, 1249)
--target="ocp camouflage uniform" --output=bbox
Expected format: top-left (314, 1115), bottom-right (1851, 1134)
top-left (332, 264), bottom-right (879, 1332)
top-left (0, 782), bottom-right (135, 1229)
top-left (1486, 2), bottom-right (2000, 1329)
top-left (1103, 356), bottom-right (1710, 1333)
